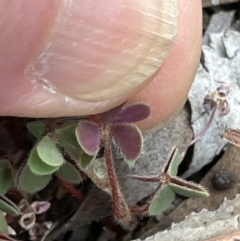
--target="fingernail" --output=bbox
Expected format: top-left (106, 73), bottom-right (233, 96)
top-left (25, 0), bottom-right (178, 102)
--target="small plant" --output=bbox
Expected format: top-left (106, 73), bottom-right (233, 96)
top-left (76, 102), bottom-right (151, 228)
top-left (0, 101), bottom-right (211, 239)
top-left (0, 195), bottom-right (21, 241)
top-left (0, 159), bottom-right (20, 240)
top-left (19, 122), bottom-right (83, 193)
top-left (191, 84), bottom-right (231, 145)
top-left (18, 199), bottom-right (52, 240)
top-left (130, 147), bottom-right (209, 215)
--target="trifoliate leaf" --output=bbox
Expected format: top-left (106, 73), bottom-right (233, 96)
top-left (0, 212), bottom-right (8, 234)
top-left (26, 121), bottom-right (45, 139)
top-left (169, 177), bottom-right (209, 198)
top-left (0, 159), bottom-right (13, 195)
top-left (0, 195), bottom-right (20, 216)
top-left (163, 148), bottom-right (182, 176)
top-left (55, 122), bottom-right (83, 161)
top-left (28, 149), bottom-right (60, 175)
top-left (110, 123), bottom-right (143, 162)
top-left (19, 165), bottom-right (52, 193)
top-left (149, 185), bottom-right (175, 216)
top-left (37, 136), bottom-right (64, 167)
top-left (76, 120), bottom-right (101, 156)
top-left (111, 103), bottom-right (151, 123)
top-left (57, 161), bottom-right (82, 184)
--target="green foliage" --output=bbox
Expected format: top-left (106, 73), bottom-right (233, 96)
top-left (0, 159), bottom-right (13, 195)
top-left (55, 122), bottom-right (83, 161)
top-left (149, 185), bottom-right (175, 216)
top-left (149, 148), bottom-right (209, 215)
top-left (0, 211), bottom-right (8, 234)
top-left (28, 149), bottom-right (60, 175)
top-left (0, 195), bottom-right (20, 216)
top-left (80, 152), bottom-right (95, 168)
top-left (37, 136), bottom-right (65, 167)
top-left (131, 148), bottom-right (209, 216)
top-left (167, 148), bottom-right (182, 176)
top-left (19, 164), bottom-right (52, 194)
top-left (169, 181), bottom-right (209, 198)
top-left (57, 161), bottom-right (82, 184)
top-left (26, 121), bottom-right (45, 139)
top-left (20, 122), bottom-right (86, 194)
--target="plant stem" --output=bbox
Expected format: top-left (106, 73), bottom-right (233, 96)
top-left (103, 129), bottom-right (136, 230)
top-left (56, 175), bottom-right (85, 202)
top-left (190, 106), bottom-right (217, 145)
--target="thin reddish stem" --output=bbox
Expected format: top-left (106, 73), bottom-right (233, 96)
top-left (131, 203), bottom-right (150, 216)
top-left (128, 174), bottom-right (160, 182)
top-left (103, 128), bottom-right (136, 229)
top-left (190, 106), bottom-right (217, 145)
top-left (56, 175), bottom-right (85, 202)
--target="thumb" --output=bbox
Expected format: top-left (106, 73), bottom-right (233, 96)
top-left (0, 0), bottom-right (201, 130)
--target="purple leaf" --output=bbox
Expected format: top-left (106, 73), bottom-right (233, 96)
top-left (110, 123), bottom-right (143, 162)
top-left (203, 96), bottom-right (216, 114)
top-left (216, 84), bottom-right (231, 97)
top-left (76, 120), bottom-right (102, 156)
top-left (31, 201), bottom-right (51, 215)
top-left (112, 103), bottom-right (151, 123)
top-left (99, 102), bottom-right (126, 124)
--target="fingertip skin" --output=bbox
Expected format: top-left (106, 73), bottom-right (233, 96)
top-left (0, 0), bottom-right (178, 117)
top-left (0, 0), bottom-right (202, 129)
top-left (133, 0), bottom-right (202, 130)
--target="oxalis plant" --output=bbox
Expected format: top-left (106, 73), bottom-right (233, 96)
top-left (0, 102), bottom-right (209, 239)
top-left (191, 84), bottom-right (231, 145)
top-left (130, 148), bottom-right (209, 216)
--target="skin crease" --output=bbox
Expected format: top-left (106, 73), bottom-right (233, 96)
top-left (0, 0), bottom-right (202, 130)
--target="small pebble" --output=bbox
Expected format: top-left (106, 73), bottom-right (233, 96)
top-left (212, 170), bottom-right (234, 190)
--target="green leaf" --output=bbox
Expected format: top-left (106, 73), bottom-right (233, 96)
top-left (0, 195), bottom-right (20, 216)
top-left (124, 159), bottom-right (136, 168)
top-left (169, 177), bottom-right (209, 198)
top-left (55, 122), bottom-right (83, 161)
top-left (162, 148), bottom-right (182, 176)
top-left (37, 136), bottom-right (64, 167)
top-left (0, 212), bottom-right (8, 234)
top-left (168, 148), bottom-right (182, 176)
top-left (0, 159), bottom-right (13, 195)
top-left (28, 149), bottom-right (60, 175)
top-left (19, 165), bottom-right (52, 193)
top-left (80, 152), bottom-right (95, 168)
top-left (149, 185), bottom-right (175, 216)
top-left (26, 121), bottom-right (45, 139)
top-left (57, 161), bottom-right (82, 184)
